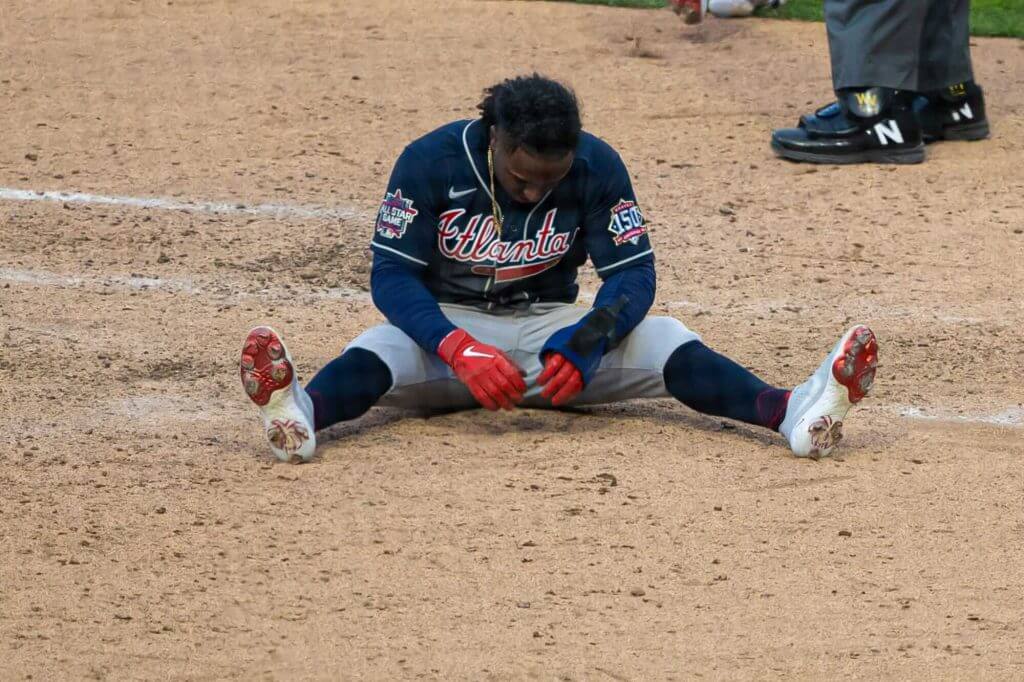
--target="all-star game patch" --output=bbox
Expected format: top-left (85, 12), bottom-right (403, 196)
top-left (375, 189), bottom-right (419, 239)
top-left (607, 199), bottom-right (646, 246)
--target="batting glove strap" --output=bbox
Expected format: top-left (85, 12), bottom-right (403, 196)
top-left (540, 319), bottom-right (607, 386)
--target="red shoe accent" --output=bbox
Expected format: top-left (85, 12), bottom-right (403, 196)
top-left (831, 326), bottom-right (878, 404)
top-left (240, 326), bottom-right (294, 407)
top-left (670, 0), bottom-right (704, 24)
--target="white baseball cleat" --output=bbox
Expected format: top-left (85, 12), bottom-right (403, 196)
top-left (779, 325), bottom-right (878, 459)
top-left (708, 0), bottom-right (786, 18)
top-left (239, 326), bottom-right (316, 463)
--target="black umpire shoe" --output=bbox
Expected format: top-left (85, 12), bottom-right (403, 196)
top-left (771, 87), bottom-right (925, 165)
top-left (913, 81), bottom-right (990, 143)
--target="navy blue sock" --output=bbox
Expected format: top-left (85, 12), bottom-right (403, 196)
top-left (664, 341), bottom-right (790, 431)
top-left (305, 348), bottom-right (393, 431)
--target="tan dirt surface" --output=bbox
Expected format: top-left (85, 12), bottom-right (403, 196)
top-left (2, 1), bottom-right (1023, 679)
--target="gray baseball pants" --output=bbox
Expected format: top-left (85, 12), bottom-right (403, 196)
top-left (346, 303), bottom-right (700, 410)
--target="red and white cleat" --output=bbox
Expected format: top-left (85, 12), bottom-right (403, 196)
top-left (780, 325), bottom-right (878, 458)
top-left (670, 0), bottom-right (707, 24)
top-left (240, 326), bottom-right (316, 463)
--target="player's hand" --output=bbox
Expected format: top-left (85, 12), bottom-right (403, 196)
top-left (537, 352), bottom-right (583, 407)
top-left (437, 329), bottom-right (526, 411)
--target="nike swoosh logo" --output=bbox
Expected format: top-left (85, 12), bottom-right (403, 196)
top-left (448, 187), bottom-right (477, 200)
top-left (463, 346), bottom-right (495, 359)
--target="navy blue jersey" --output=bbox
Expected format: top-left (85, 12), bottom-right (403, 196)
top-left (370, 119), bottom-right (653, 308)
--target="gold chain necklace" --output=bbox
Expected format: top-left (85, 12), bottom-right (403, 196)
top-left (486, 145), bottom-right (504, 236)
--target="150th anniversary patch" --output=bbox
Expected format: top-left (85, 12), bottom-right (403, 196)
top-left (375, 189), bottom-right (419, 239)
top-left (608, 199), bottom-right (646, 246)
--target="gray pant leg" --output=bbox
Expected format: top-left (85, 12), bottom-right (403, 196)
top-left (347, 304), bottom-right (701, 411)
top-left (918, 0), bottom-right (974, 92)
top-left (574, 316), bottom-right (701, 406)
top-left (513, 306), bottom-right (701, 406)
top-left (826, 0), bottom-right (929, 91)
top-left (345, 305), bottom-right (526, 411)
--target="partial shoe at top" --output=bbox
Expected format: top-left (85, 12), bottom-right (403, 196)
top-left (673, 0), bottom-right (785, 21)
top-left (240, 326), bottom-right (316, 463)
top-left (772, 87), bottom-right (924, 165)
top-left (913, 81), bottom-right (990, 143)
top-left (669, 0), bottom-right (707, 24)
top-left (780, 325), bottom-right (879, 459)
top-left (708, 0), bottom-right (785, 18)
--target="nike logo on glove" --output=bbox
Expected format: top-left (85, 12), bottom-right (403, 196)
top-left (448, 187), bottom-right (477, 200)
top-left (462, 346), bottom-right (495, 359)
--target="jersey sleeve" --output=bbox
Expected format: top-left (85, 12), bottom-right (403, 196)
top-left (369, 146), bottom-right (442, 268)
top-left (581, 149), bottom-right (654, 279)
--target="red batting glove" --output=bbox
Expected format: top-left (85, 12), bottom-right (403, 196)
top-left (437, 329), bottom-right (526, 411)
top-left (537, 352), bottom-right (584, 407)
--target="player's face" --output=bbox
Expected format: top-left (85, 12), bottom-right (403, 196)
top-left (492, 129), bottom-right (574, 204)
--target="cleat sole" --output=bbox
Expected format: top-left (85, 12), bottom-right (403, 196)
top-left (240, 326), bottom-right (295, 407)
top-left (831, 325), bottom-right (878, 404)
top-left (926, 121), bottom-right (990, 143)
top-left (771, 139), bottom-right (925, 165)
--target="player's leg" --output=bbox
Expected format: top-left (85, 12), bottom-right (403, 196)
top-left (569, 316), bottom-right (791, 430)
top-left (517, 308), bottom-right (784, 424)
top-left (240, 322), bottom-right (434, 462)
top-left (913, 0), bottom-right (989, 142)
top-left (558, 314), bottom-right (878, 458)
top-left (240, 307), bottom-right (529, 461)
top-left (342, 320), bottom-right (475, 413)
top-left (304, 348), bottom-right (394, 429)
top-left (663, 325), bottom-right (878, 457)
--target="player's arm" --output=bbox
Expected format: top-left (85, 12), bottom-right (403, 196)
top-left (538, 148), bottom-right (655, 405)
top-left (369, 148), bottom-right (525, 410)
top-left (369, 145), bottom-right (454, 349)
top-left (369, 255), bottom-right (454, 352)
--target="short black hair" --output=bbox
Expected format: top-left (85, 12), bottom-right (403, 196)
top-left (478, 74), bottom-right (581, 157)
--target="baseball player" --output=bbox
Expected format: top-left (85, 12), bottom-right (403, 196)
top-left (239, 75), bottom-right (878, 463)
top-left (771, 0), bottom-right (989, 164)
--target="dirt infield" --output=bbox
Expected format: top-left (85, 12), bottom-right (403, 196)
top-left (2, 1), bottom-right (1023, 679)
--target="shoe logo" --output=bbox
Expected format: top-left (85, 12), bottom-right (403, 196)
top-left (448, 187), bottom-right (477, 200)
top-left (873, 119), bottom-right (904, 146)
top-left (854, 91), bottom-right (880, 115)
top-left (268, 419), bottom-right (309, 454)
top-left (462, 345), bottom-right (494, 359)
top-left (952, 102), bottom-right (974, 123)
top-left (949, 82), bottom-right (967, 98)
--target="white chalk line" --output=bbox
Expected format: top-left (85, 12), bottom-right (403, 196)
top-left (890, 405), bottom-right (1023, 428)
top-left (0, 266), bottom-right (370, 302)
top-left (0, 186), bottom-right (368, 221)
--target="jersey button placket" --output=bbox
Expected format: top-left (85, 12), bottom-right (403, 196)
top-left (484, 204), bottom-right (503, 299)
